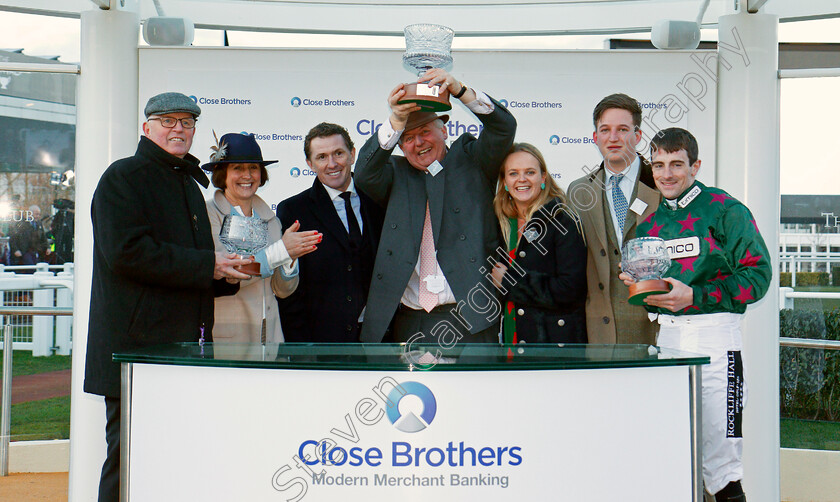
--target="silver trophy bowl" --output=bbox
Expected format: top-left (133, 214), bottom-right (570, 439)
top-left (399, 23), bottom-right (455, 112)
top-left (219, 214), bottom-right (269, 276)
top-left (621, 237), bottom-right (672, 305)
top-left (403, 23), bottom-right (454, 73)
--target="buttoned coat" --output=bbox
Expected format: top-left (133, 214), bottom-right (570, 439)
top-left (276, 178), bottom-right (384, 342)
top-left (206, 189), bottom-right (298, 345)
top-left (355, 97), bottom-right (516, 342)
top-left (504, 198), bottom-right (588, 343)
top-left (85, 136), bottom-right (237, 398)
top-left (567, 155), bottom-right (661, 344)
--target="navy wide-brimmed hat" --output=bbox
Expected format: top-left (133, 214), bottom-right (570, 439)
top-left (201, 132), bottom-right (278, 172)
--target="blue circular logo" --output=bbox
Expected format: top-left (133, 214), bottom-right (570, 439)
top-left (290, 167), bottom-right (301, 178)
top-left (290, 97), bottom-right (301, 107)
top-left (549, 135), bottom-right (560, 145)
top-left (386, 381), bottom-right (437, 433)
top-left (499, 99), bottom-right (509, 108)
top-left (189, 95), bottom-right (198, 103)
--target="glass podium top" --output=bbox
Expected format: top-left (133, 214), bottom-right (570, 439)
top-left (114, 342), bottom-right (709, 371)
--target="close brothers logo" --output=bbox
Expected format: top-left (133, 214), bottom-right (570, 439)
top-left (291, 97), bottom-right (302, 107)
top-left (290, 167), bottom-right (301, 178)
top-left (386, 381), bottom-right (437, 433)
top-left (549, 135), bottom-right (560, 145)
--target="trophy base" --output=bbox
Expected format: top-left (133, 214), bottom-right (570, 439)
top-left (236, 259), bottom-right (261, 277)
top-left (628, 279), bottom-right (671, 306)
top-left (398, 82), bottom-right (452, 112)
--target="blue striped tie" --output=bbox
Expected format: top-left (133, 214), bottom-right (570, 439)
top-left (611, 173), bottom-right (627, 234)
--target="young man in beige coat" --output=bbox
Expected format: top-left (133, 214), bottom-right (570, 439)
top-left (567, 93), bottom-right (661, 344)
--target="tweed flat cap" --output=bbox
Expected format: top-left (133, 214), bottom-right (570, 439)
top-left (144, 92), bottom-right (201, 118)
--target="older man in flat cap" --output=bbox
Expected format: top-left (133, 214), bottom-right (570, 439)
top-left (355, 69), bottom-right (516, 346)
top-left (84, 92), bottom-right (251, 502)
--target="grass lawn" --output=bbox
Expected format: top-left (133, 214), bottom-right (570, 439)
top-left (0, 351), bottom-right (73, 440)
top-left (10, 396), bottom-right (71, 440)
top-left (781, 417), bottom-right (840, 450)
top-left (0, 350), bottom-right (72, 377)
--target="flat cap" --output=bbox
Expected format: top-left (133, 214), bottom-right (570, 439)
top-left (144, 92), bottom-right (201, 118)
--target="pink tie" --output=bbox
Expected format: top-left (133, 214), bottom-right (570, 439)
top-left (419, 203), bottom-right (437, 312)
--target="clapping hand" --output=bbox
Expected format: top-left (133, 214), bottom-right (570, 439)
top-left (282, 220), bottom-right (321, 260)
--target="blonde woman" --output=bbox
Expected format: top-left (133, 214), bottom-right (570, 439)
top-left (491, 143), bottom-right (588, 343)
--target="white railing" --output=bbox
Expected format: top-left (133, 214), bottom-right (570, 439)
top-left (779, 254), bottom-right (840, 282)
top-left (0, 263), bottom-right (74, 356)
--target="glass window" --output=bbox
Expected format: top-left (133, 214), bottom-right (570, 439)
top-left (780, 76), bottom-right (840, 452)
top-left (0, 53), bottom-right (76, 443)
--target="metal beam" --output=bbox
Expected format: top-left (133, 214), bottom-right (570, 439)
top-left (1, 0), bottom-right (838, 35)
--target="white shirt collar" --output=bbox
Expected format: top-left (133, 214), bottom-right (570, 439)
top-left (323, 178), bottom-right (356, 202)
top-left (605, 156), bottom-right (640, 187)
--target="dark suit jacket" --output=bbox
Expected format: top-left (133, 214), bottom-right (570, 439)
top-left (355, 96), bottom-right (517, 342)
top-left (504, 198), bottom-right (588, 343)
top-left (276, 179), bottom-right (384, 342)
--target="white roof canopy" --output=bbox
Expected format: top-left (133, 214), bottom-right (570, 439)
top-left (3, 0), bottom-right (840, 36)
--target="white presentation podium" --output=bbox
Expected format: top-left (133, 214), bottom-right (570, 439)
top-left (115, 343), bottom-right (708, 501)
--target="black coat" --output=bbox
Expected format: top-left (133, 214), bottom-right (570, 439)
top-left (276, 179), bottom-right (384, 342)
top-left (84, 136), bottom-right (236, 398)
top-left (504, 198), bottom-right (588, 343)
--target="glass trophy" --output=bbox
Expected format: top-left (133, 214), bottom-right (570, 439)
top-left (621, 237), bottom-right (672, 305)
top-left (219, 214), bottom-right (268, 276)
top-left (398, 23), bottom-right (454, 112)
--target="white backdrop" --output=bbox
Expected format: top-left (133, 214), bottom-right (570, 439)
top-left (139, 47), bottom-right (717, 211)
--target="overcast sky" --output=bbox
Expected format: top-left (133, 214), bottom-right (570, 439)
top-left (0, 10), bottom-right (838, 195)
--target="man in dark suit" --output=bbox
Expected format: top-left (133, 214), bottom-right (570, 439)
top-left (567, 93), bottom-right (661, 345)
top-left (355, 69), bottom-right (516, 344)
top-left (276, 123), bottom-right (384, 342)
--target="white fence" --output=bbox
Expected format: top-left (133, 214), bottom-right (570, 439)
top-left (0, 263), bottom-right (74, 356)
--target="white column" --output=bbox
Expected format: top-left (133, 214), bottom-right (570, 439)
top-left (69, 7), bottom-right (139, 502)
top-left (716, 10), bottom-right (780, 502)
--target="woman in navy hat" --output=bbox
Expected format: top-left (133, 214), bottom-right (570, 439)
top-left (204, 132), bottom-right (321, 351)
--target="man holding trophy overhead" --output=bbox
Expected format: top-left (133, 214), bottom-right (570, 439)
top-left (355, 24), bottom-right (516, 345)
top-left (621, 128), bottom-right (771, 502)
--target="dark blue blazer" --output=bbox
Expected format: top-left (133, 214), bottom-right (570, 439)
top-left (276, 178), bottom-right (384, 342)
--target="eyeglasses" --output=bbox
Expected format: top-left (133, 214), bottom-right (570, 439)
top-left (148, 116), bottom-right (197, 129)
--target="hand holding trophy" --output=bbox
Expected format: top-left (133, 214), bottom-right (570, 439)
top-left (398, 23), bottom-right (455, 112)
top-left (219, 214), bottom-right (269, 276)
top-left (621, 237), bottom-right (672, 305)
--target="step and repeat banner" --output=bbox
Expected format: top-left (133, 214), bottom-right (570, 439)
top-left (139, 47), bottom-right (717, 211)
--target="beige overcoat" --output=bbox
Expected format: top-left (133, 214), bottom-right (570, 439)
top-left (206, 189), bottom-right (298, 346)
top-left (567, 157), bottom-right (661, 344)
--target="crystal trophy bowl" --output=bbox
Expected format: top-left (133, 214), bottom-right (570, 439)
top-left (621, 237), bottom-right (672, 305)
top-left (219, 214), bottom-right (268, 276)
top-left (399, 23), bottom-right (454, 112)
